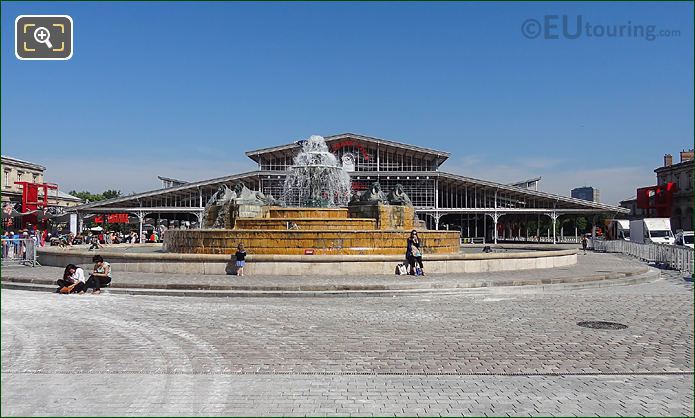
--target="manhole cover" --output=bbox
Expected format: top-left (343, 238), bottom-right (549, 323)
top-left (577, 321), bottom-right (627, 330)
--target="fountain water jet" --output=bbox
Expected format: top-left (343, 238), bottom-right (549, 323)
top-left (282, 135), bottom-right (352, 208)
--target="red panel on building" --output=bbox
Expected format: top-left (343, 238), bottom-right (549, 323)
top-left (109, 214), bottom-right (129, 223)
top-left (14, 181), bottom-right (58, 227)
top-left (95, 213), bottom-right (129, 224)
top-left (330, 140), bottom-right (370, 160)
top-left (636, 182), bottom-right (677, 217)
top-left (351, 181), bottom-right (368, 191)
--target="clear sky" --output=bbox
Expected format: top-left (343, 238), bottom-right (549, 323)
top-left (2, 1), bottom-right (693, 205)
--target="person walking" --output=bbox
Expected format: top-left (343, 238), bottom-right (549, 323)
top-left (2, 231), bottom-right (10, 258)
top-left (581, 235), bottom-right (588, 254)
top-left (235, 243), bottom-right (247, 276)
top-left (11, 231), bottom-right (20, 258)
top-left (406, 230), bottom-right (424, 276)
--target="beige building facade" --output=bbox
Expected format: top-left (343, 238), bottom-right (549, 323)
top-left (656, 150), bottom-right (694, 231)
top-left (621, 149), bottom-right (694, 232)
top-left (1, 155), bottom-right (82, 208)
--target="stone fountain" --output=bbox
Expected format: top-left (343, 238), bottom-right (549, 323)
top-left (163, 135), bottom-right (460, 255)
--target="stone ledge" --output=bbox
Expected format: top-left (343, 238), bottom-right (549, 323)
top-left (38, 247), bottom-right (577, 262)
top-left (36, 244), bottom-right (579, 276)
top-left (0, 267), bottom-right (658, 297)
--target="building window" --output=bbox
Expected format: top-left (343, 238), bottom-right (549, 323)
top-left (16, 171), bottom-right (23, 183)
top-left (32, 173), bottom-right (38, 183)
top-left (3, 171), bottom-right (9, 188)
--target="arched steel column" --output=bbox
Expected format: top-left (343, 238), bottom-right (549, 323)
top-left (542, 211), bottom-right (562, 244)
top-left (194, 211), bottom-right (203, 227)
top-left (483, 212), bottom-right (506, 245)
top-left (136, 211), bottom-right (144, 240)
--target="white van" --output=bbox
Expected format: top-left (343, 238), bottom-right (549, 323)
top-left (629, 218), bottom-right (675, 245)
top-left (609, 219), bottom-right (631, 241)
top-left (675, 231), bottom-right (694, 249)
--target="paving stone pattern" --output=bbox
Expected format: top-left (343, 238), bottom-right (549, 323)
top-left (1, 255), bottom-right (693, 416)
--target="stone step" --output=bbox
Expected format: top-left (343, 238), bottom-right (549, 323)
top-left (235, 218), bottom-right (377, 231)
top-left (1, 268), bottom-right (660, 298)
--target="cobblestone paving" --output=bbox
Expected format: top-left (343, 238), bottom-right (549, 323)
top-left (2, 255), bottom-right (693, 416)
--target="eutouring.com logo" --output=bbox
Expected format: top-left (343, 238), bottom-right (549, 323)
top-left (521, 15), bottom-right (680, 41)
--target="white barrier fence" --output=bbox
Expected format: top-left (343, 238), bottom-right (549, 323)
top-left (1, 238), bottom-right (38, 267)
top-left (591, 239), bottom-right (694, 275)
top-left (461, 237), bottom-right (582, 245)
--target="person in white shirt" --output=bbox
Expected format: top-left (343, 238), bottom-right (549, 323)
top-left (56, 264), bottom-right (87, 294)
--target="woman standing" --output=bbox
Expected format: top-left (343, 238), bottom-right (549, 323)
top-left (406, 230), bottom-right (424, 276)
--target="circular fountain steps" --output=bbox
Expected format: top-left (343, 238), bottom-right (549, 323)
top-left (36, 244), bottom-right (576, 275)
top-left (267, 207), bottom-right (350, 218)
top-left (234, 218), bottom-right (377, 231)
top-left (0, 256), bottom-right (658, 297)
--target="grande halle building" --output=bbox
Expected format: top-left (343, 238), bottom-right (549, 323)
top-left (70, 133), bottom-right (627, 243)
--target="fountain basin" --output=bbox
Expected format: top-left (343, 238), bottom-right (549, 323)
top-left (163, 229), bottom-right (460, 255)
top-left (36, 245), bottom-right (577, 275)
top-left (267, 207), bottom-right (350, 219)
top-left (235, 218), bottom-right (377, 231)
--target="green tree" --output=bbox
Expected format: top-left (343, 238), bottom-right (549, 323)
top-left (68, 191), bottom-right (104, 202)
top-left (68, 189), bottom-right (122, 203)
top-left (102, 189), bottom-right (122, 199)
top-left (575, 216), bottom-right (588, 233)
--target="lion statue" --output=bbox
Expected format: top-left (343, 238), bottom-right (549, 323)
top-left (387, 184), bottom-right (413, 206)
top-left (359, 181), bottom-right (387, 203)
top-left (202, 185), bottom-right (236, 228)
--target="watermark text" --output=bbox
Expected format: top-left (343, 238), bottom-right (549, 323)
top-left (521, 15), bottom-right (680, 41)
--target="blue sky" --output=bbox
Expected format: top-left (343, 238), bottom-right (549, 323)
top-left (2, 1), bottom-right (693, 205)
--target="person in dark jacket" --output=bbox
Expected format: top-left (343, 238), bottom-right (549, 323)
top-left (406, 230), bottom-right (424, 275)
top-left (235, 243), bottom-right (247, 276)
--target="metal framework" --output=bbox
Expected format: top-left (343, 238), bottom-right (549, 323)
top-left (67, 133), bottom-right (628, 244)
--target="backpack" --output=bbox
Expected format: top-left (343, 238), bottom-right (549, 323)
top-left (395, 264), bottom-right (408, 275)
top-left (59, 283), bottom-right (76, 294)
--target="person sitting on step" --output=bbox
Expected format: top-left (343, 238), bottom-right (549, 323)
top-left (56, 264), bottom-right (87, 294)
top-left (86, 255), bottom-right (112, 295)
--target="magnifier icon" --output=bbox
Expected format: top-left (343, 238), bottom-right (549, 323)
top-left (33, 27), bottom-right (53, 49)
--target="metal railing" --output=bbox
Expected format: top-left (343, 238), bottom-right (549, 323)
top-left (591, 239), bottom-right (694, 275)
top-left (1, 238), bottom-right (38, 267)
top-left (461, 236), bottom-right (582, 244)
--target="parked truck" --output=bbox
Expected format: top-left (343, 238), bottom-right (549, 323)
top-left (629, 218), bottom-right (675, 245)
top-left (606, 219), bottom-right (631, 241)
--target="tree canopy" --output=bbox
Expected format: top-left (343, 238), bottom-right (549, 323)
top-left (68, 189), bottom-right (122, 203)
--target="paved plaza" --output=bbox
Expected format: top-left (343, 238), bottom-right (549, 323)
top-left (1, 253), bottom-right (693, 416)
